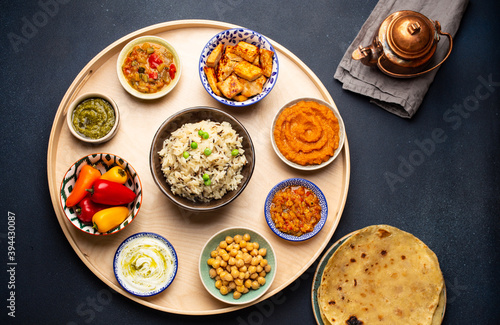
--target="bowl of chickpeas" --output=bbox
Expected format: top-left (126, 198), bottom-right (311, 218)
top-left (199, 227), bottom-right (276, 305)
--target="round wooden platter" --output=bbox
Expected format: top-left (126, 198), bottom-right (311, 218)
top-left (47, 20), bottom-right (350, 315)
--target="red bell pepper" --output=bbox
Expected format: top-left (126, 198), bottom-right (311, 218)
top-left (148, 71), bottom-right (158, 80)
top-left (148, 53), bottom-right (163, 69)
top-left (169, 63), bottom-right (176, 79)
top-left (75, 194), bottom-right (109, 224)
top-left (86, 179), bottom-right (136, 206)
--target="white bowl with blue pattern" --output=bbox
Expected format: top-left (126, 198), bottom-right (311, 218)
top-left (264, 178), bottom-right (328, 242)
top-left (199, 28), bottom-right (279, 107)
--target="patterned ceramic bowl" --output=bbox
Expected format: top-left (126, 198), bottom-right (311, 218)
top-left (116, 35), bottom-right (181, 100)
top-left (199, 28), bottom-right (279, 107)
top-left (113, 232), bottom-right (178, 297)
top-left (59, 153), bottom-right (142, 235)
top-left (199, 227), bottom-right (277, 305)
top-left (264, 178), bottom-right (328, 242)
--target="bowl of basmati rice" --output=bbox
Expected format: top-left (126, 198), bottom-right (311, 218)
top-left (150, 107), bottom-right (255, 211)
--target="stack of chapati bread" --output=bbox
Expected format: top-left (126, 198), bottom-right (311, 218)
top-left (317, 225), bottom-right (445, 325)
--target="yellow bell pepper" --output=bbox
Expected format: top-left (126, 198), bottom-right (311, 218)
top-left (100, 166), bottom-right (128, 184)
top-left (92, 206), bottom-right (130, 233)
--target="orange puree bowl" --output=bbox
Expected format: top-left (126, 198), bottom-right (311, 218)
top-left (270, 97), bottom-right (345, 171)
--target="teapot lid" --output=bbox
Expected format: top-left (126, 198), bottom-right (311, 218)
top-left (386, 11), bottom-right (436, 60)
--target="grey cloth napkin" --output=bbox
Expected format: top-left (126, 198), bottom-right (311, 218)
top-left (334, 0), bottom-right (469, 118)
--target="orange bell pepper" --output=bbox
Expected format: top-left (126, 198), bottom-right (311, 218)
top-left (66, 165), bottom-right (101, 208)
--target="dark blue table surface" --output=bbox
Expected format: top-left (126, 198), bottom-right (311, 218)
top-left (1, 1), bottom-right (499, 324)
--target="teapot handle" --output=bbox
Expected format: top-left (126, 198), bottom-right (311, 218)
top-left (377, 21), bottom-right (453, 78)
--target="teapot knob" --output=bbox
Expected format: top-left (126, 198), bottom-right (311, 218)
top-left (408, 22), bottom-right (421, 35)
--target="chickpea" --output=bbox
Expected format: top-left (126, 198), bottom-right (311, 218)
top-left (221, 253), bottom-right (230, 262)
top-left (228, 281), bottom-right (236, 290)
top-left (209, 268), bottom-right (217, 278)
top-left (251, 280), bottom-right (260, 290)
top-left (240, 240), bottom-right (247, 248)
top-left (243, 287), bottom-right (249, 294)
top-left (250, 273), bottom-right (258, 280)
top-left (239, 265), bottom-right (247, 273)
top-left (243, 233), bottom-right (251, 241)
top-left (243, 253), bottom-right (252, 264)
top-left (256, 265), bottom-right (263, 273)
top-left (246, 242), bottom-right (254, 251)
top-left (233, 234), bottom-right (242, 243)
top-left (216, 267), bottom-right (223, 275)
top-left (230, 249), bottom-right (238, 257)
top-left (220, 286), bottom-right (229, 295)
top-left (225, 236), bottom-right (234, 244)
top-left (250, 249), bottom-right (259, 256)
top-left (265, 265), bottom-right (272, 273)
top-left (257, 276), bottom-right (266, 286)
top-left (236, 285), bottom-right (245, 293)
top-left (260, 259), bottom-right (268, 267)
top-left (251, 257), bottom-right (260, 266)
top-left (219, 241), bottom-right (228, 249)
top-left (235, 258), bottom-right (245, 268)
top-left (231, 269), bottom-right (240, 279)
top-left (210, 250), bottom-right (218, 258)
top-left (215, 280), bottom-right (222, 289)
top-left (259, 271), bottom-right (267, 278)
top-left (212, 259), bottom-right (221, 269)
top-left (233, 291), bottom-right (242, 299)
top-left (228, 257), bottom-right (236, 266)
top-left (259, 248), bottom-right (267, 257)
top-left (223, 273), bottom-right (233, 282)
top-left (248, 265), bottom-right (257, 274)
top-left (220, 260), bottom-right (227, 268)
top-left (253, 242), bottom-right (260, 250)
top-left (207, 258), bottom-right (215, 266)
top-left (234, 278), bottom-right (243, 286)
top-left (244, 279), bottom-right (252, 288)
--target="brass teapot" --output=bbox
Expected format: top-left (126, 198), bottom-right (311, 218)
top-left (352, 10), bottom-right (453, 78)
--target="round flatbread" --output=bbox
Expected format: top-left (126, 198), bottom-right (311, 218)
top-left (317, 225), bottom-right (444, 325)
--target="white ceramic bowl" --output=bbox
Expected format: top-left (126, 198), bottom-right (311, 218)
top-left (199, 227), bottom-right (276, 305)
top-left (199, 28), bottom-right (279, 107)
top-left (59, 153), bottom-right (142, 235)
top-left (66, 92), bottom-right (120, 144)
top-left (270, 97), bottom-right (345, 171)
top-left (114, 232), bottom-right (178, 297)
top-left (264, 178), bottom-right (328, 242)
top-left (116, 35), bottom-right (181, 100)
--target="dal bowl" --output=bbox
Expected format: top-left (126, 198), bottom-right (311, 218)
top-left (149, 107), bottom-right (255, 211)
top-left (59, 153), bottom-right (142, 235)
top-left (199, 227), bottom-right (277, 305)
top-left (199, 28), bottom-right (279, 107)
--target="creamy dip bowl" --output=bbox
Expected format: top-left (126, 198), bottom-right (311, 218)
top-left (113, 232), bottom-right (178, 297)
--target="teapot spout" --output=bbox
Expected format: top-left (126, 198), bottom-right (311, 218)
top-left (351, 39), bottom-right (382, 66)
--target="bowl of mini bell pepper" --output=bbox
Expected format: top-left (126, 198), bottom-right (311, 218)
top-left (60, 153), bottom-right (143, 235)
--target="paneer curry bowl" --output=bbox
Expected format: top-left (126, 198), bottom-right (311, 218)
top-left (199, 28), bottom-right (279, 107)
